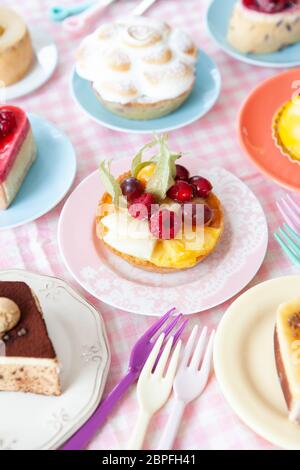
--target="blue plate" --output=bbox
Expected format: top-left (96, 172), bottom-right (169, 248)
top-left (206, 0), bottom-right (300, 68)
top-left (71, 50), bottom-right (221, 133)
top-left (0, 114), bottom-right (76, 230)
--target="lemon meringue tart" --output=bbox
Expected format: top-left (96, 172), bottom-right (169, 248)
top-left (95, 135), bottom-right (224, 272)
top-left (274, 298), bottom-right (300, 424)
top-left (0, 7), bottom-right (34, 86)
top-left (228, 0), bottom-right (300, 54)
top-left (76, 16), bottom-right (197, 120)
top-left (273, 95), bottom-right (300, 164)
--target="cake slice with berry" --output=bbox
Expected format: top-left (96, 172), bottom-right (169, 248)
top-left (0, 105), bottom-right (36, 210)
top-left (228, 0), bottom-right (300, 54)
top-left (274, 298), bottom-right (300, 423)
top-left (0, 281), bottom-right (61, 396)
top-left (96, 135), bottom-right (224, 272)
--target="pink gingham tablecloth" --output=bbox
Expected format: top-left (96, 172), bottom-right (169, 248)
top-left (1, 0), bottom-right (299, 451)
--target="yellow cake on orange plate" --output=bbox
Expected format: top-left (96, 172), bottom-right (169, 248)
top-left (273, 95), bottom-right (300, 165)
top-left (95, 135), bottom-right (224, 272)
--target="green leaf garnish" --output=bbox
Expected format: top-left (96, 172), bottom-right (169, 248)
top-left (99, 160), bottom-right (121, 204)
top-left (146, 135), bottom-right (181, 200)
top-left (131, 137), bottom-right (157, 177)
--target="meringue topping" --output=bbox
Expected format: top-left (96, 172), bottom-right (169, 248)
top-left (76, 16), bottom-right (197, 105)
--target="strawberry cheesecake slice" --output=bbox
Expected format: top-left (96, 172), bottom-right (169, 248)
top-left (0, 105), bottom-right (36, 210)
top-left (228, 0), bottom-right (300, 54)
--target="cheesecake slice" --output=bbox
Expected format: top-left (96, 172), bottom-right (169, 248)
top-left (228, 0), bottom-right (300, 54)
top-left (0, 6), bottom-right (33, 86)
top-left (0, 282), bottom-right (61, 396)
top-left (0, 106), bottom-right (36, 210)
top-left (274, 298), bottom-right (300, 423)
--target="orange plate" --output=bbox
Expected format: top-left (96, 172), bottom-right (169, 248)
top-left (239, 69), bottom-right (300, 193)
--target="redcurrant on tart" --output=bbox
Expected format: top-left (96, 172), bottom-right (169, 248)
top-left (167, 181), bottom-right (193, 203)
top-left (189, 176), bottom-right (213, 198)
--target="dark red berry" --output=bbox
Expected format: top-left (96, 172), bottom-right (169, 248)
top-left (243, 0), bottom-right (289, 13)
top-left (150, 209), bottom-right (181, 240)
top-left (183, 203), bottom-right (213, 228)
top-left (128, 193), bottom-right (157, 220)
top-left (175, 164), bottom-right (190, 181)
top-left (0, 110), bottom-right (16, 138)
top-left (120, 177), bottom-right (143, 203)
top-left (189, 176), bottom-right (213, 198)
top-left (167, 181), bottom-right (193, 203)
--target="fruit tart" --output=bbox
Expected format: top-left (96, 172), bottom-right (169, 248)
top-left (228, 0), bottom-right (300, 54)
top-left (272, 94), bottom-right (300, 164)
top-left (274, 298), bottom-right (300, 423)
top-left (96, 135), bottom-right (224, 272)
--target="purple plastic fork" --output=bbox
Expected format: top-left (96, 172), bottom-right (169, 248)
top-left (61, 307), bottom-right (187, 450)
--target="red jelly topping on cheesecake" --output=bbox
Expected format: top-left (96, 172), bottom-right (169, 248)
top-left (243, 0), bottom-right (298, 13)
top-left (0, 106), bottom-right (30, 184)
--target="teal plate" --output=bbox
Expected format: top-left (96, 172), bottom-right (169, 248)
top-left (71, 50), bottom-right (221, 133)
top-left (207, 0), bottom-right (300, 68)
top-left (0, 114), bottom-right (76, 230)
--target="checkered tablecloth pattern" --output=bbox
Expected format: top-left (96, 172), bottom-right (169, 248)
top-left (1, 0), bottom-right (299, 450)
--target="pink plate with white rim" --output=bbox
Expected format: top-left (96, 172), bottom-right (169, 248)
top-left (58, 157), bottom-right (268, 316)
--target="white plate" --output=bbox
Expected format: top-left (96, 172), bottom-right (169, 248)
top-left (214, 275), bottom-right (300, 450)
top-left (0, 270), bottom-right (110, 450)
top-left (58, 160), bottom-right (268, 316)
top-left (3, 27), bottom-right (58, 100)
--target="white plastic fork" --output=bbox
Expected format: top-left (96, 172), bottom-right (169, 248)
top-left (276, 194), bottom-right (300, 235)
top-left (157, 325), bottom-right (215, 450)
top-left (127, 333), bottom-right (181, 450)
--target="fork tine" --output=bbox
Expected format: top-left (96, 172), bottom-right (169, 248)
top-left (278, 198), bottom-right (300, 232)
top-left (172, 318), bottom-right (189, 345)
top-left (180, 325), bottom-right (199, 369)
top-left (199, 330), bottom-right (215, 382)
top-left (164, 340), bottom-right (181, 381)
top-left (154, 337), bottom-right (173, 378)
top-left (153, 317), bottom-right (188, 370)
top-left (190, 326), bottom-right (208, 371)
top-left (284, 223), bottom-right (300, 245)
top-left (145, 308), bottom-right (176, 340)
top-left (162, 314), bottom-right (183, 338)
top-left (279, 226), bottom-right (300, 256)
top-left (141, 333), bottom-right (165, 378)
top-left (286, 194), bottom-right (300, 218)
top-left (274, 231), bottom-right (300, 265)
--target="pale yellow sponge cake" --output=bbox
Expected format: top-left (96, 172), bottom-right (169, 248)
top-left (275, 298), bottom-right (300, 423)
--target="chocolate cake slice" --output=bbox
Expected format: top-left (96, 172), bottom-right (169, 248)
top-left (0, 281), bottom-right (61, 396)
top-left (274, 298), bottom-right (300, 423)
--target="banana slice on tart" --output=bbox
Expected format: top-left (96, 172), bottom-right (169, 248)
top-left (273, 95), bottom-right (300, 164)
top-left (95, 135), bottom-right (224, 272)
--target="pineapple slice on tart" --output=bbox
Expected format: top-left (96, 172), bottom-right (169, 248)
top-left (96, 135), bottom-right (224, 272)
